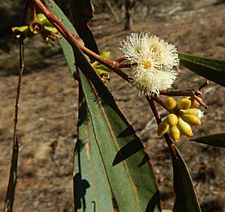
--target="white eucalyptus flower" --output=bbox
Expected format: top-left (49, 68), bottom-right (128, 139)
top-left (120, 33), bottom-right (179, 95)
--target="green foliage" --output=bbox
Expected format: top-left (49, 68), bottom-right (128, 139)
top-left (46, 0), bottom-right (161, 210)
top-left (170, 143), bottom-right (201, 212)
top-left (179, 52), bottom-right (225, 87)
top-left (191, 133), bottom-right (225, 148)
top-left (75, 88), bottom-right (115, 211)
top-left (43, 0), bottom-right (78, 75)
top-left (5, 0), bottom-right (225, 211)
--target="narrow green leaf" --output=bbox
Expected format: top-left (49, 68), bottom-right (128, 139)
top-left (170, 143), bottom-right (201, 212)
top-left (75, 48), bottom-right (161, 211)
top-left (43, 0), bottom-right (77, 75)
top-left (179, 52), bottom-right (225, 86)
top-left (191, 133), bottom-right (225, 148)
top-left (74, 86), bottom-right (114, 212)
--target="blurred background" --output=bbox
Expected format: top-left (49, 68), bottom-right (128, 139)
top-left (0, 0), bottom-right (225, 211)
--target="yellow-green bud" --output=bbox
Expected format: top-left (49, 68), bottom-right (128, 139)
top-left (181, 114), bottom-right (201, 126)
top-left (176, 98), bottom-right (192, 110)
top-left (36, 13), bottom-right (52, 26)
top-left (158, 120), bottom-right (169, 136)
top-left (29, 20), bottom-right (43, 34)
top-left (178, 117), bottom-right (193, 136)
top-left (170, 125), bottom-right (180, 142)
top-left (41, 25), bottom-right (59, 42)
top-left (164, 97), bottom-right (177, 110)
top-left (166, 114), bottom-right (178, 126)
top-left (12, 26), bottom-right (29, 39)
top-left (181, 108), bottom-right (199, 116)
top-left (100, 50), bottom-right (111, 60)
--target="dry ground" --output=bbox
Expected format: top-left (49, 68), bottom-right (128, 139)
top-left (0, 3), bottom-right (225, 211)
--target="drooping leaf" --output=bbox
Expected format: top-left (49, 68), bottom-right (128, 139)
top-left (79, 71), bottom-right (160, 212)
top-left (170, 143), bottom-right (201, 212)
top-left (43, 1), bottom-right (160, 210)
top-left (74, 85), bottom-right (114, 211)
top-left (73, 44), bottom-right (160, 211)
top-left (43, 0), bottom-right (77, 75)
top-left (179, 52), bottom-right (225, 87)
top-left (191, 133), bottom-right (225, 148)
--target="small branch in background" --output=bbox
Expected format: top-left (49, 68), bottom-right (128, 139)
top-left (3, 41), bottom-right (24, 212)
top-left (198, 80), bottom-right (209, 90)
top-left (124, 0), bottom-right (135, 30)
top-left (105, 1), bottom-right (119, 23)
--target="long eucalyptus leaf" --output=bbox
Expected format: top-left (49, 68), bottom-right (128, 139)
top-left (74, 86), bottom-right (114, 211)
top-left (75, 47), bottom-right (160, 211)
top-left (191, 133), bottom-right (225, 148)
top-left (170, 144), bottom-right (201, 212)
top-left (179, 52), bottom-right (225, 86)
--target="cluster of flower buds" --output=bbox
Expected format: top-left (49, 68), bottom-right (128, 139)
top-left (158, 96), bottom-right (204, 142)
top-left (91, 50), bottom-right (112, 83)
top-left (12, 13), bottom-right (59, 42)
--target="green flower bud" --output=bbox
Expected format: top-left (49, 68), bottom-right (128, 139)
top-left (36, 13), bottom-right (52, 26)
top-left (41, 25), bottom-right (59, 42)
top-left (29, 19), bottom-right (43, 35)
top-left (12, 26), bottom-right (29, 39)
top-left (100, 50), bottom-right (111, 60)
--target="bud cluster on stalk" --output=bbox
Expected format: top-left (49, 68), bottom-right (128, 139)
top-left (12, 13), bottom-right (59, 42)
top-left (158, 96), bottom-right (204, 142)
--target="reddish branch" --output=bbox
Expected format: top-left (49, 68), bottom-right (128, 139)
top-left (32, 0), bottom-right (129, 81)
top-left (31, 0), bottom-right (207, 105)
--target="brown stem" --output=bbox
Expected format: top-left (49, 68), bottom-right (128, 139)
top-left (193, 95), bottom-right (208, 108)
top-left (114, 56), bottom-right (126, 63)
top-left (152, 96), bottom-right (169, 111)
top-left (32, 0), bottom-right (206, 103)
top-left (118, 63), bottom-right (132, 69)
top-left (146, 97), bottom-right (161, 124)
top-left (32, 0), bottom-right (116, 67)
top-left (146, 97), bottom-right (174, 148)
top-left (4, 41), bottom-right (24, 212)
top-left (159, 89), bottom-right (202, 96)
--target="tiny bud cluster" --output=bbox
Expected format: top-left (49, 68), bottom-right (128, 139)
top-left (12, 13), bottom-right (59, 42)
top-left (158, 97), bottom-right (204, 142)
top-left (91, 50), bottom-right (112, 83)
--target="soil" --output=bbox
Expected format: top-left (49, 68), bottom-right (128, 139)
top-left (0, 2), bottom-right (225, 212)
